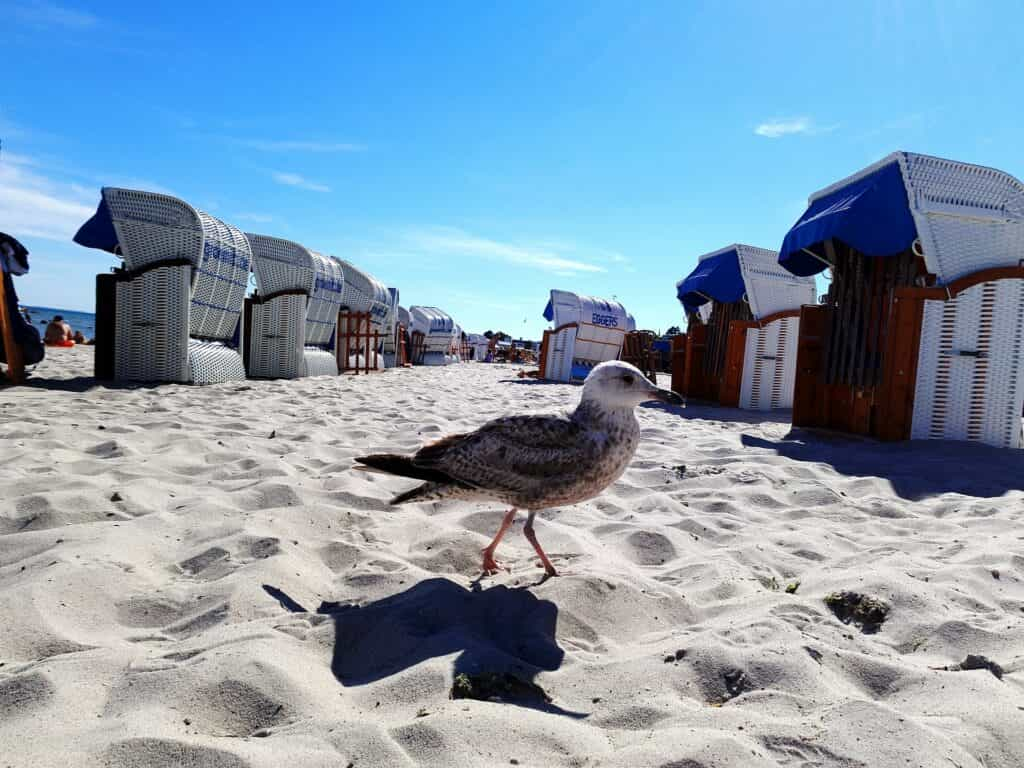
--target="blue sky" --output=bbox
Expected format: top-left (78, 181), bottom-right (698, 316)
top-left (2, 0), bottom-right (1022, 338)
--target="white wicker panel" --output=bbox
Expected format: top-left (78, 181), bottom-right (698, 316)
top-left (102, 188), bottom-right (203, 271)
top-left (303, 348), bottom-right (339, 377)
top-left (381, 289), bottom-right (400, 354)
top-left (736, 245), bottom-right (817, 320)
top-left (306, 252), bottom-right (345, 348)
top-left (191, 212), bottom-right (250, 341)
top-left (410, 306), bottom-right (457, 354)
top-left (248, 294), bottom-right (306, 379)
top-left (114, 266), bottom-right (191, 382)
top-left (246, 234), bottom-right (316, 296)
top-left (337, 259), bottom-right (390, 334)
top-left (188, 340), bottom-right (246, 384)
top-left (544, 326), bottom-right (576, 382)
top-left (899, 153), bottom-right (1024, 284)
top-left (738, 316), bottom-right (799, 410)
top-left (911, 279), bottom-right (1024, 448)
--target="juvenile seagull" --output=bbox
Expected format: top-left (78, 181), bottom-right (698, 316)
top-left (355, 361), bottom-right (683, 577)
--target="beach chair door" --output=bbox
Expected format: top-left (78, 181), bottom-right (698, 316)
top-left (739, 317), bottom-right (800, 410)
top-left (719, 322), bottom-right (748, 407)
top-left (911, 279), bottom-right (1024, 449)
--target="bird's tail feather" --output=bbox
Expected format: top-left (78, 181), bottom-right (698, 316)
top-left (390, 482), bottom-right (442, 505)
top-left (354, 454), bottom-right (454, 484)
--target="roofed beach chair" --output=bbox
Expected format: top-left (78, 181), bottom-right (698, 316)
top-left (779, 151), bottom-right (1024, 448)
top-left (538, 290), bottom-right (629, 383)
top-left (675, 245), bottom-right (815, 408)
top-left (244, 234), bottom-right (345, 378)
top-left (409, 306), bottom-right (456, 365)
top-left (467, 333), bottom-right (490, 361)
top-left (74, 188), bottom-right (250, 384)
top-left (336, 259), bottom-right (390, 372)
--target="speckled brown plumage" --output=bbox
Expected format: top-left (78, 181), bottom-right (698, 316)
top-left (355, 361), bottom-right (683, 576)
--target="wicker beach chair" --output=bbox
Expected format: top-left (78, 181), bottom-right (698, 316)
top-left (538, 290), bottom-right (629, 383)
top-left (676, 245), bottom-right (816, 408)
top-left (74, 188), bottom-right (249, 384)
top-left (408, 306), bottom-right (457, 365)
top-left (335, 259), bottom-right (390, 371)
top-left (244, 234), bottom-right (344, 378)
top-left (778, 151), bottom-right (1024, 448)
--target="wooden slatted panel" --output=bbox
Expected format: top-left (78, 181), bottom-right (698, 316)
top-left (875, 294), bottom-right (926, 441)
top-left (792, 305), bottom-right (827, 428)
top-left (718, 321), bottom-right (750, 407)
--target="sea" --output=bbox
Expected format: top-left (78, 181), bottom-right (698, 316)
top-left (21, 306), bottom-right (97, 341)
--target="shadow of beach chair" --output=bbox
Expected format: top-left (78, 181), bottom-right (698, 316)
top-left (75, 188), bottom-right (250, 384)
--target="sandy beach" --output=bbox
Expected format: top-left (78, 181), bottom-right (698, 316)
top-left (2, 347), bottom-right (1023, 768)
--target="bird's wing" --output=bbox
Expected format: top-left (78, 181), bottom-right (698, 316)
top-left (411, 415), bottom-right (598, 494)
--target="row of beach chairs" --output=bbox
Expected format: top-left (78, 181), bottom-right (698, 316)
top-left (73, 188), bottom-right (462, 384)
top-left (671, 150), bottom-right (1024, 450)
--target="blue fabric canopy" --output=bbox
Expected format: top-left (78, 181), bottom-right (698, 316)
top-left (73, 198), bottom-right (119, 254)
top-left (542, 298), bottom-right (554, 321)
top-left (778, 160), bottom-right (918, 276)
top-left (676, 248), bottom-right (745, 313)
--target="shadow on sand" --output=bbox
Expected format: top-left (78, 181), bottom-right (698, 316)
top-left (743, 430), bottom-right (1024, 500)
top-left (264, 578), bottom-right (584, 717)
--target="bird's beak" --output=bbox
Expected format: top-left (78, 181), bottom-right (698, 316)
top-left (649, 386), bottom-right (684, 406)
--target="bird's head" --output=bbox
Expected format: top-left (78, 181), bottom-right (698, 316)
top-left (580, 361), bottom-right (683, 409)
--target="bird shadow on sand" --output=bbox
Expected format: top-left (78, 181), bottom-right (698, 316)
top-left (263, 578), bottom-right (586, 718)
top-left (743, 430), bottom-right (1024, 500)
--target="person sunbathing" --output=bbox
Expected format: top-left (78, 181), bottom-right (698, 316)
top-left (43, 316), bottom-right (73, 345)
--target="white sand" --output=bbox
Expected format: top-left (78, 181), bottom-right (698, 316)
top-left (2, 346), bottom-right (1023, 768)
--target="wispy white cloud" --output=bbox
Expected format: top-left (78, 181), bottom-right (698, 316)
top-left (755, 116), bottom-right (838, 139)
top-left (10, 0), bottom-right (98, 29)
top-left (243, 139), bottom-right (365, 153)
top-left (407, 227), bottom-right (606, 275)
top-left (0, 154), bottom-right (95, 241)
top-left (233, 212), bottom-right (274, 223)
top-left (271, 171), bottom-right (330, 192)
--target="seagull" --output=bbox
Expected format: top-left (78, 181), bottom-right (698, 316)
top-left (355, 360), bottom-right (683, 577)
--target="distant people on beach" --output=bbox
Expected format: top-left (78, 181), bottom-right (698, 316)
top-left (73, 330), bottom-right (87, 344)
top-left (44, 315), bottom-right (73, 345)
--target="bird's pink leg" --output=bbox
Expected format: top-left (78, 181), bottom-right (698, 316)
top-left (481, 509), bottom-right (517, 575)
top-left (524, 511), bottom-right (558, 577)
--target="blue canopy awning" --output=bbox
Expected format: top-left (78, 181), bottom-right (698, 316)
top-left (543, 298), bottom-right (554, 321)
top-left (73, 198), bottom-right (120, 254)
top-left (676, 248), bottom-right (745, 313)
top-left (778, 160), bottom-right (918, 276)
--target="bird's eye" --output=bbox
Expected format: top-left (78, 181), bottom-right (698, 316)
top-left (622, 374), bottom-right (635, 385)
